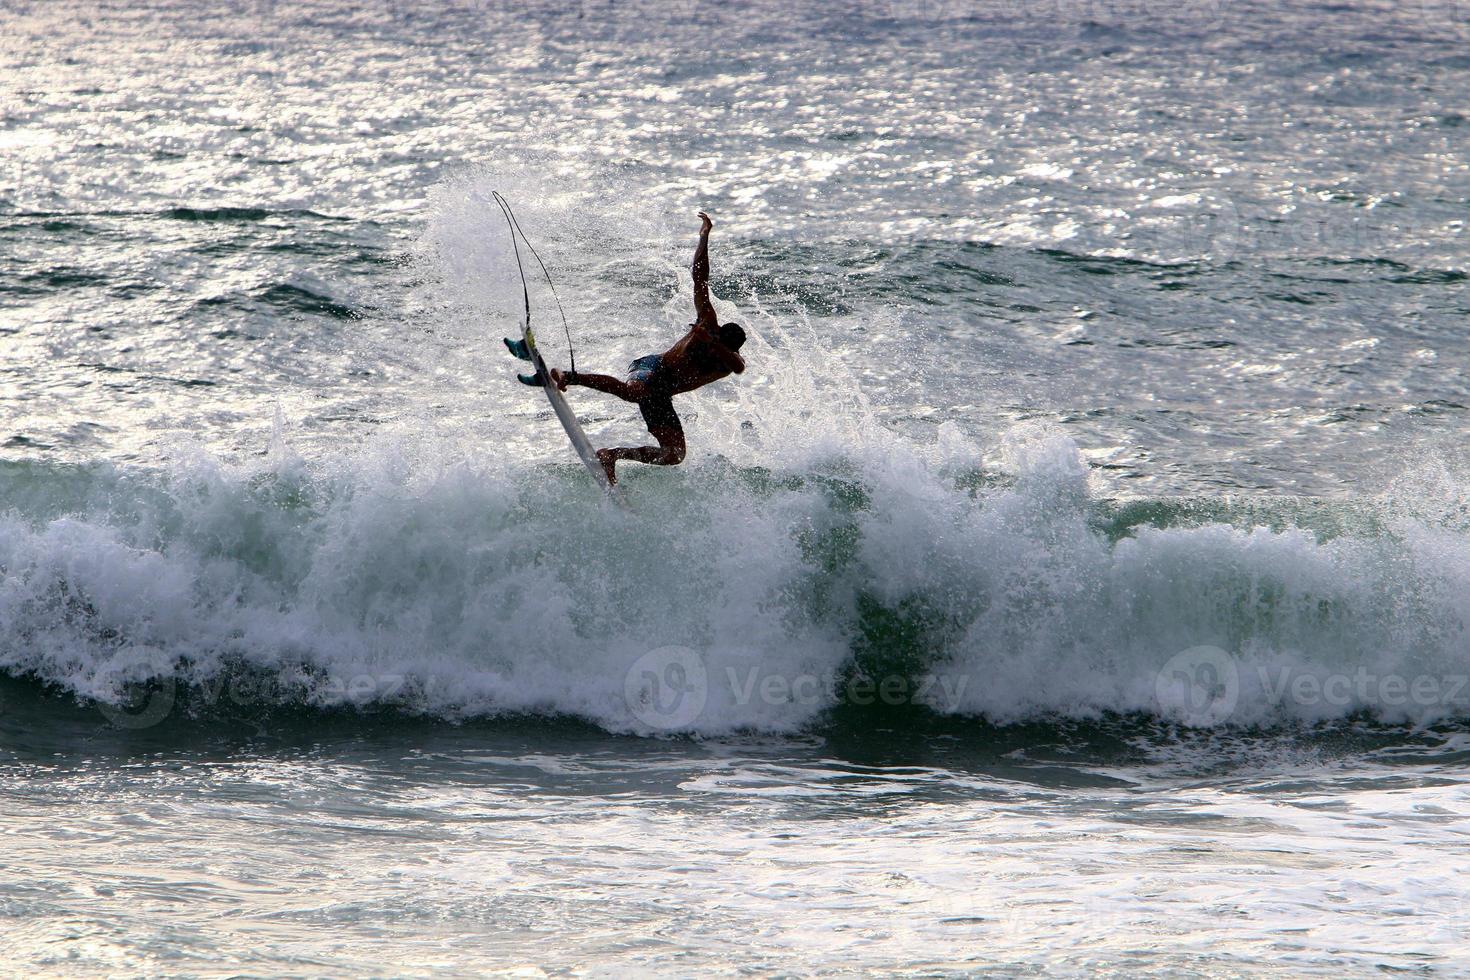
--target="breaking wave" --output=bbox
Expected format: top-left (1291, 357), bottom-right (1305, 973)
top-left (3, 422), bottom-right (1469, 736)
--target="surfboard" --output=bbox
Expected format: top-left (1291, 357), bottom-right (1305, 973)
top-left (518, 326), bottom-right (630, 510)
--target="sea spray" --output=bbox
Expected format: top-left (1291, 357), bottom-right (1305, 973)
top-left (4, 424), bottom-right (1470, 733)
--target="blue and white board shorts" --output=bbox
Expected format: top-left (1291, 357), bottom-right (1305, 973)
top-left (627, 354), bottom-right (663, 384)
top-left (626, 355), bottom-right (680, 433)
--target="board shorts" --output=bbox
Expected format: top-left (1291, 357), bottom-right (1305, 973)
top-left (627, 355), bottom-right (681, 434)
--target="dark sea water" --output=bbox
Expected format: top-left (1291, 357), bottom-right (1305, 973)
top-left (3, 0), bottom-right (1469, 974)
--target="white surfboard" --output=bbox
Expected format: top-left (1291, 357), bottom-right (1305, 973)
top-left (521, 325), bottom-right (630, 510)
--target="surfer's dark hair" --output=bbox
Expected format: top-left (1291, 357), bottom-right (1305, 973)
top-left (719, 322), bottom-right (746, 350)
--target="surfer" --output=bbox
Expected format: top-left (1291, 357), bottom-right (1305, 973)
top-left (544, 211), bottom-right (746, 485)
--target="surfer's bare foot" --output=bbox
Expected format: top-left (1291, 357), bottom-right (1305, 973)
top-left (698, 210), bottom-right (712, 231)
top-left (595, 448), bottom-right (618, 485)
top-left (549, 368), bottom-right (570, 391)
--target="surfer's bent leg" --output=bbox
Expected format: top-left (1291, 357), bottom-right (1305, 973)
top-left (594, 399), bottom-right (685, 484)
top-left (595, 431), bottom-right (685, 485)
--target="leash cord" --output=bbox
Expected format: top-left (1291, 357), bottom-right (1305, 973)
top-left (492, 190), bottom-right (576, 377)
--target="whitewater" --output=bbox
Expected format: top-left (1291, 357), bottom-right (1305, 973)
top-left (7, 409), bottom-right (1470, 734)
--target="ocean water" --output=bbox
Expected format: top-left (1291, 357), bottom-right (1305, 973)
top-left (3, 0), bottom-right (1470, 974)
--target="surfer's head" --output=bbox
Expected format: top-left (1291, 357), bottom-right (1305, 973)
top-left (718, 322), bottom-right (746, 351)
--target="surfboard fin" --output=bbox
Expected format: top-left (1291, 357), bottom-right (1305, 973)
top-left (517, 372), bottom-right (543, 387)
top-left (503, 337), bottom-right (532, 361)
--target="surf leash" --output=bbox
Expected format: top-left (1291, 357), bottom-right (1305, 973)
top-left (492, 190), bottom-right (577, 378)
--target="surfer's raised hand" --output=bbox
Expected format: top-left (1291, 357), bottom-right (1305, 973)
top-left (698, 211), bottom-right (712, 232)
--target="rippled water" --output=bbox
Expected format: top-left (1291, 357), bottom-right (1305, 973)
top-left (3, 0), bottom-right (1469, 975)
top-left (6, 691), bottom-right (1469, 976)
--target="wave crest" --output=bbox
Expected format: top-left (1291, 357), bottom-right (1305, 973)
top-left (2, 430), bottom-right (1468, 734)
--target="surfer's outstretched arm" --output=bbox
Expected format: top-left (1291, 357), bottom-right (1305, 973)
top-left (687, 211), bottom-right (745, 376)
top-left (692, 211), bottom-right (718, 331)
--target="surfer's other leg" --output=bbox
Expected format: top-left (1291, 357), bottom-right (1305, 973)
top-left (596, 397), bottom-right (685, 484)
top-left (595, 426), bottom-right (686, 485)
top-left (595, 448), bottom-right (621, 484)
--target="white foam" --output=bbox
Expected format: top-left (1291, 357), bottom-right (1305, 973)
top-left (3, 413), bottom-right (1470, 735)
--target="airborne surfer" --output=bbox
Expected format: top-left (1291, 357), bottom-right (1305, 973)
top-left (509, 211), bottom-right (746, 486)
